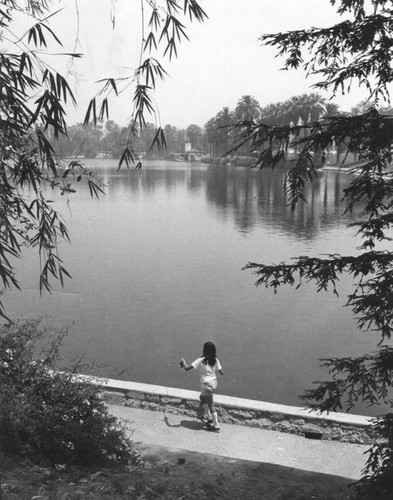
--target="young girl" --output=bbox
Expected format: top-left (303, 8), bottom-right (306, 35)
top-left (180, 341), bottom-right (224, 432)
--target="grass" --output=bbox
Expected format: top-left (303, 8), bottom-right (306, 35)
top-left (1, 446), bottom-right (358, 500)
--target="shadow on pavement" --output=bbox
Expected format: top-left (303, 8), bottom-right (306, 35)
top-left (163, 412), bottom-right (205, 431)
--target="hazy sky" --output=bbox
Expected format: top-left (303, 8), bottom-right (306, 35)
top-left (49, 0), bottom-right (370, 128)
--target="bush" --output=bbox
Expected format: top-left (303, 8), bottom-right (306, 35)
top-left (0, 319), bottom-right (136, 467)
top-left (355, 414), bottom-right (393, 500)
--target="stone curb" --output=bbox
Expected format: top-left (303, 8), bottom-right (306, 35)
top-left (77, 375), bottom-right (377, 444)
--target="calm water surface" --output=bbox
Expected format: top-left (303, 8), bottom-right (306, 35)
top-left (6, 160), bottom-right (386, 415)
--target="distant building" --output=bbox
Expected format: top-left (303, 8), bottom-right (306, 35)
top-left (184, 138), bottom-right (204, 161)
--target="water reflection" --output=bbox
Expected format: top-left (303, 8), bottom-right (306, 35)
top-left (205, 165), bottom-right (356, 237)
top-left (89, 159), bottom-right (356, 240)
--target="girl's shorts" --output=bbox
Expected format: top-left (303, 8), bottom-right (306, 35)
top-left (199, 380), bottom-right (217, 407)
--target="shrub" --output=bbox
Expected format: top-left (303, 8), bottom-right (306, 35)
top-left (0, 319), bottom-right (136, 467)
top-left (355, 414), bottom-right (393, 500)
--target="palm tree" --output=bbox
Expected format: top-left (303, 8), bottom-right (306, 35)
top-left (284, 93), bottom-right (327, 161)
top-left (215, 107), bottom-right (235, 155)
top-left (287, 93), bottom-right (326, 127)
top-left (258, 101), bottom-right (295, 160)
top-left (235, 95), bottom-right (261, 122)
top-left (234, 96), bottom-right (261, 156)
top-left (205, 117), bottom-right (219, 158)
top-left (216, 106), bottom-right (234, 126)
top-left (323, 102), bottom-right (340, 117)
top-left (260, 101), bottom-right (291, 126)
top-left (320, 102), bottom-right (341, 163)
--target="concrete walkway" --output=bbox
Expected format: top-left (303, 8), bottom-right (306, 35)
top-left (108, 404), bottom-right (370, 481)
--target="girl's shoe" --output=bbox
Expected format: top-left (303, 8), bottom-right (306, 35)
top-left (205, 425), bottom-right (220, 433)
top-left (203, 418), bottom-right (213, 425)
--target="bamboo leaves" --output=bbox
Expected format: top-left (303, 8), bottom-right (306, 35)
top-left (183, 0), bottom-right (208, 22)
top-left (135, 59), bottom-right (168, 90)
top-left (27, 20), bottom-right (62, 47)
top-left (42, 70), bottom-right (76, 106)
top-left (0, 0), bottom-right (206, 321)
top-left (83, 0), bottom-right (206, 170)
top-left (0, 4), bottom-right (109, 318)
top-left (151, 127), bottom-right (167, 151)
top-left (160, 15), bottom-right (189, 59)
top-left (83, 98), bottom-right (97, 127)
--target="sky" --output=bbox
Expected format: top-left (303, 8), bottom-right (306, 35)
top-left (45, 0), bottom-right (371, 129)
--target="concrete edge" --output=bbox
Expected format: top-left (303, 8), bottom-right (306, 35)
top-left (77, 374), bottom-right (373, 427)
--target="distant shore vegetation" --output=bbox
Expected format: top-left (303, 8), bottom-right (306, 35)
top-left (52, 94), bottom-right (393, 165)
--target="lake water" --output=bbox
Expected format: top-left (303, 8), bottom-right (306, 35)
top-left (5, 159), bottom-right (385, 415)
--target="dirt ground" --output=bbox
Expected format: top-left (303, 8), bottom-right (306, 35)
top-left (1, 444), bottom-right (358, 499)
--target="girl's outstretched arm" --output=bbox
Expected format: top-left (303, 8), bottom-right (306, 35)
top-left (179, 357), bottom-right (194, 371)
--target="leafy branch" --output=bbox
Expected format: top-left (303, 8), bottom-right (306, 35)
top-left (0, 3), bottom-right (106, 320)
top-left (243, 5), bottom-right (393, 483)
top-left (83, 0), bottom-right (207, 170)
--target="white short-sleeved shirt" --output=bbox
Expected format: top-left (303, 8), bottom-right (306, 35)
top-left (191, 357), bottom-right (222, 384)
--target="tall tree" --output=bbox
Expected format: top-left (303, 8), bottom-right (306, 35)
top-left (235, 95), bottom-right (261, 122)
top-left (205, 117), bottom-right (219, 158)
top-left (260, 101), bottom-right (291, 126)
top-left (323, 102), bottom-right (340, 117)
top-left (287, 94), bottom-right (327, 161)
top-left (163, 124), bottom-right (180, 155)
top-left (287, 93), bottom-right (326, 125)
top-left (231, 2), bottom-right (393, 497)
top-left (216, 106), bottom-right (235, 126)
top-left (186, 124), bottom-right (204, 151)
top-left (321, 103), bottom-right (344, 164)
top-left (235, 96), bottom-right (261, 156)
top-left (101, 121), bottom-right (124, 159)
top-left (215, 107), bottom-right (235, 155)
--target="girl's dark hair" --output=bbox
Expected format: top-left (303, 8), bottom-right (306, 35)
top-left (202, 341), bottom-right (217, 367)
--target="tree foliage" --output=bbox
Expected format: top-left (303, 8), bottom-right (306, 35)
top-left (204, 93), bottom-right (343, 160)
top-left (233, 1), bottom-right (393, 497)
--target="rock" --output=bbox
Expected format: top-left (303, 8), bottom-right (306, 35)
top-left (247, 418), bottom-right (271, 429)
top-left (329, 428), bottom-right (344, 441)
top-left (348, 432), bottom-right (365, 444)
top-left (145, 394), bottom-right (160, 403)
top-left (303, 423), bottom-right (324, 434)
top-left (161, 397), bottom-right (182, 405)
top-left (185, 401), bottom-right (200, 410)
top-left (276, 421), bottom-right (297, 433)
top-left (270, 413), bottom-right (284, 422)
top-left (103, 391), bottom-right (125, 405)
top-left (230, 410), bottom-right (253, 420)
top-left (219, 415), bottom-right (237, 425)
top-left (143, 402), bottom-right (160, 411)
top-left (124, 400), bottom-right (143, 408)
top-left (126, 390), bottom-right (145, 401)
